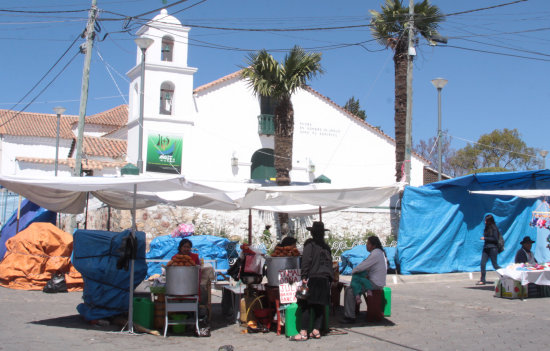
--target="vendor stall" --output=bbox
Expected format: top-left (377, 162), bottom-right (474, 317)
top-left (496, 263), bottom-right (550, 299)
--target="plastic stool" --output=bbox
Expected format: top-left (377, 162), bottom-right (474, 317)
top-left (382, 287), bottom-right (391, 317)
top-left (362, 290), bottom-right (383, 322)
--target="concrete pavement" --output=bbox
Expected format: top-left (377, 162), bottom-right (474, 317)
top-left (0, 271), bottom-right (548, 351)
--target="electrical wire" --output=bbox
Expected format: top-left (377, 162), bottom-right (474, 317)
top-left (0, 51), bottom-right (80, 128)
top-left (6, 33), bottom-right (81, 112)
top-left (446, 133), bottom-right (538, 159)
top-left (96, 47), bottom-right (128, 104)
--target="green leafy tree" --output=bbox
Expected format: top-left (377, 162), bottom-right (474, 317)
top-left (343, 96), bottom-right (367, 120)
top-left (370, 0), bottom-right (445, 181)
top-left (449, 128), bottom-right (542, 175)
top-left (241, 46), bottom-right (323, 225)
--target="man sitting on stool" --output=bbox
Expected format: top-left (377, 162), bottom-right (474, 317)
top-left (515, 236), bottom-right (537, 265)
top-left (341, 236), bottom-right (387, 324)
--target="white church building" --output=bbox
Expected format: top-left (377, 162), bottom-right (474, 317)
top-left (0, 10), bottom-right (431, 241)
top-left (126, 9), bottom-right (427, 187)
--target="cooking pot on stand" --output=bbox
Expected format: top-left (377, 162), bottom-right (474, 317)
top-left (165, 265), bottom-right (199, 295)
top-left (265, 256), bottom-right (301, 287)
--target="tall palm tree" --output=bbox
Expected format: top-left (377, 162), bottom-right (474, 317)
top-left (370, 0), bottom-right (444, 181)
top-left (242, 45), bottom-right (323, 226)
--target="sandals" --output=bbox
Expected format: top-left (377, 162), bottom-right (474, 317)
top-left (290, 332), bottom-right (308, 341)
top-left (310, 330), bottom-right (321, 339)
top-left (476, 281), bottom-right (486, 286)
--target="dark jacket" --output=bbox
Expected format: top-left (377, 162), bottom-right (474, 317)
top-left (483, 225), bottom-right (500, 249)
top-left (301, 239), bottom-right (333, 281)
top-left (514, 248), bottom-right (537, 264)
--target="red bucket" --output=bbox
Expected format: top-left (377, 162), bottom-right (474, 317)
top-left (254, 308), bottom-right (273, 328)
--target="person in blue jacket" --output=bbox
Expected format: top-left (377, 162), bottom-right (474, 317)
top-left (477, 214), bottom-right (502, 285)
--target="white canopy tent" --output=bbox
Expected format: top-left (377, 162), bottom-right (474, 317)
top-left (239, 182), bottom-right (404, 215)
top-left (0, 174), bottom-right (403, 332)
top-left (470, 189), bottom-right (550, 198)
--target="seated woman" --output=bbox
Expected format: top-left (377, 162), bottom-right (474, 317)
top-left (342, 236), bottom-right (387, 323)
top-left (173, 238), bottom-right (201, 265)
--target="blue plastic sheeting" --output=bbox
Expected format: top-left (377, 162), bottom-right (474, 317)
top-left (398, 170), bottom-right (550, 275)
top-left (0, 199), bottom-right (56, 260)
top-left (72, 229), bottom-right (147, 321)
top-left (146, 235), bottom-right (238, 280)
top-left (340, 246), bottom-right (396, 275)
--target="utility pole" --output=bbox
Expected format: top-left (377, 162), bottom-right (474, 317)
top-left (404, 0), bottom-right (415, 184)
top-left (74, 0), bottom-right (98, 177)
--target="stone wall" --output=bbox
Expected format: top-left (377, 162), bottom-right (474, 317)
top-left (61, 205), bottom-right (400, 250)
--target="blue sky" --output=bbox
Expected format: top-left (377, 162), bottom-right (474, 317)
top-left (1, 0), bottom-right (549, 162)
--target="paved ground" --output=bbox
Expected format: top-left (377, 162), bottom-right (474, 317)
top-left (1, 271), bottom-right (549, 351)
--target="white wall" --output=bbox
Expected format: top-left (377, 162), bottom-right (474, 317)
top-left (1, 136), bottom-right (72, 176)
top-left (189, 77), bottom-right (427, 186)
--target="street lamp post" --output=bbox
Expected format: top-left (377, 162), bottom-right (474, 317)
top-left (540, 150), bottom-right (548, 169)
top-left (52, 106), bottom-right (66, 176)
top-left (134, 37), bottom-right (154, 174)
top-left (431, 78), bottom-right (448, 181)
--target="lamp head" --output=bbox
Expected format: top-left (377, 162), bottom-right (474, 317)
top-left (431, 78), bottom-right (448, 90)
top-left (134, 37), bottom-right (154, 50)
top-left (53, 106), bottom-right (66, 115)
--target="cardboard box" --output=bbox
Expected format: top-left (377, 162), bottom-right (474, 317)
top-left (498, 277), bottom-right (527, 299)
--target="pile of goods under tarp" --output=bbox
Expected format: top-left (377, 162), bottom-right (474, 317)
top-left (0, 222), bottom-right (83, 291)
top-left (167, 254), bottom-right (196, 266)
top-left (72, 229), bottom-right (147, 321)
top-left (270, 245), bottom-right (300, 257)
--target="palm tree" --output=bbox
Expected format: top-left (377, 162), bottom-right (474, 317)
top-left (242, 45), bottom-right (323, 226)
top-left (370, 0), bottom-right (444, 181)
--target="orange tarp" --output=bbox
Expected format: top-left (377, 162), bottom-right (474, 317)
top-left (0, 222), bottom-right (83, 291)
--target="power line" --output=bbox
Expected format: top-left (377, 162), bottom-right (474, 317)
top-left (0, 51), bottom-right (80, 128)
top-left (439, 44), bottom-right (550, 62)
top-left (7, 33), bottom-right (82, 112)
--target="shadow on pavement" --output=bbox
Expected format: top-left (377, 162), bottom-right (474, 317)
top-left (29, 314), bottom-right (117, 331)
top-left (343, 326), bottom-right (421, 351)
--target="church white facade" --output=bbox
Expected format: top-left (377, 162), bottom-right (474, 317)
top-left (126, 10), bottom-right (428, 187)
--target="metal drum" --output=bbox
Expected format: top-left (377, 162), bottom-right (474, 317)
top-left (165, 265), bottom-right (199, 295)
top-left (265, 256), bottom-right (301, 286)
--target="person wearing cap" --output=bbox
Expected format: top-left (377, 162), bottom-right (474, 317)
top-left (290, 221), bottom-right (332, 341)
top-left (515, 236), bottom-right (537, 265)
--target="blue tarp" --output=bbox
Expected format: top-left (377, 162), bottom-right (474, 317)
top-left (340, 246), bottom-right (396, 275)
top-left (72, 229), bottom-right (147, 321)
top-left (0, 199), bottom-right (56, 260)
top-left (398, 170), bottom-right (550, 275)
top-left (146, 235), bottom-right (239, 280)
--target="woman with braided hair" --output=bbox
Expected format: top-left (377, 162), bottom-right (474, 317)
top-left (341, 235), bottom-right (387, 324)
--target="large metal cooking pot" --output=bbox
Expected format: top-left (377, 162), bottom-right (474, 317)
top-left (265, 256), bottom-right (301, 286)
top-left (165, 265), bottom-right (199, 295)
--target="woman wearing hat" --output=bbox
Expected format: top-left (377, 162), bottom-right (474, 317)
top-left (291, 221), bottom-right (333, 341)
top-left (515, 236), bottom-right (537, 265)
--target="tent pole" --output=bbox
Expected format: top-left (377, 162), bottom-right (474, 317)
top-left (107, 205), bottom-right (111, 231)
top-left (127, 183), bottom-right (137, 333)
top-left (319, 206), bottom-right (322, 222)
top-left (248, 209), bottom-right (252, 244)
top-left (16, 195), bottom-right (21, 233)
top-left (84, 192), bottom-right (89, 230)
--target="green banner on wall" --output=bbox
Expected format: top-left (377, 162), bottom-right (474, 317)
top-left (146, 134), bottom-right (182, 174)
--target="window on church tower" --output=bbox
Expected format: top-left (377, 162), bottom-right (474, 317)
top-left (160, 82), bottom-right (174, 115)
top-left (161, 36), bottom-right (174, 62)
